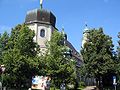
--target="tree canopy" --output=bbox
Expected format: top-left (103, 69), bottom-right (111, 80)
top-left (0, 25), bottom-right (76, 89)
top-left (116, 32), bottom-right (120, 83)
top-left (43, 30), bottom-right (76, 87)
top-left (0, 32), bottom-right (9, 63)
top-left (117, 32), bottom-right (120, 60)
top-left (81, 28), bottom-right (115, 80)
top-left (1, 24), bottom-right (41, 88)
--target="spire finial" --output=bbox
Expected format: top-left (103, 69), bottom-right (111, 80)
top-left (62, 26), bottom-right (65, 35)
top-left (85, 21), bottom-right (88, 27)
top-left (84, 22), bottom-right (89, 31)
top-left (40, 0), bottom-right (43, 9)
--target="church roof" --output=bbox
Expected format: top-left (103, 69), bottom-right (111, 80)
top-left (25, 8), bottom-right (56, 27)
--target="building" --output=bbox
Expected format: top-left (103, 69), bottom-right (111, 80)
top-left (82, 24), bottom-right (89, 48)
top-left (24, 5), bottom-right (83, 67)
top-left (25, 8), bottom-right (56, 53)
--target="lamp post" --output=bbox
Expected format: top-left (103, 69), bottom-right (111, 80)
top-left (0, 65), bottom-right (5, 90)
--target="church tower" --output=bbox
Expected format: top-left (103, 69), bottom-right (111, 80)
top-left (24, 1), bottom-right (83, 68)
top-left (25, 1), bottom-right (56, 52)
top-left (82, 24), bottom-right (89, 48)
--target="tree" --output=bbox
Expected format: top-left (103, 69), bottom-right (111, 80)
top-left (116, 32), bottom-right (120, 83)
top-left (117, 32), bottom-right (120, 60)
top-left (2, 24), bottom-right (41, 88)
top-left (0, 32), bottom-right (9, 64)
top-left (7, 24), bottom-right (39, 56)
top-left (44, 30), bottom-right (76, 88)
top-left (81, 28), bottom-right (115, 87)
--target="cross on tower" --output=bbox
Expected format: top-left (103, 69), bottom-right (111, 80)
top-left (40, 0), bottom-right (43, 9)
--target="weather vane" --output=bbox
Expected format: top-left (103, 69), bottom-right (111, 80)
top-left (40, 0), bottom-right (43, 9)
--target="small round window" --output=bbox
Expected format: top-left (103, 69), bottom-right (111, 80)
top-left (40, 29), bottom-right (45, 37)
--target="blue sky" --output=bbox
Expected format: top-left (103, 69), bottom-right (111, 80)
top-left (0, 0), bottom-right (120, 51)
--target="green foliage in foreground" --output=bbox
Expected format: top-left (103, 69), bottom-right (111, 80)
top-left (0, 32), bottom-right (9, 64)
top-left (81, 28), bottom-right (116, 85)
top-left (43, 30), bottom-right (76, 88)
top-left (116, 32), bottom-right (120, 83)
top-left (1, 24), bottom-right (42, 88)
top-left (117, 32), bottom-right (120, 66)
top-left (0, 24), bottom-right (77, 89)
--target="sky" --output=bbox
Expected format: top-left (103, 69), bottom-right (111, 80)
top-left (0, 0), bottom-right (120, 51)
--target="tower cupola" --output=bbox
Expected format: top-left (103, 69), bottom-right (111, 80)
top-left (82, 24), bottom-right (90, 48)
top-left (25, 9), bottom-right (56, 27)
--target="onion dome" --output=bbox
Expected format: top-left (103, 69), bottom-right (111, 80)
top-left (25, 9), bottom-right (56, 27)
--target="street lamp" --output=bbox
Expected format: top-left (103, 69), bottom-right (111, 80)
top-left (0, 65), bottom-right (5, 90)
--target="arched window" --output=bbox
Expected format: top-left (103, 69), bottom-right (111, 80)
top-left (40, 29), bottom-right (45, 37)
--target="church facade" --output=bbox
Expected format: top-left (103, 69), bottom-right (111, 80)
top-left (24, 7), bottom-right (83, 67)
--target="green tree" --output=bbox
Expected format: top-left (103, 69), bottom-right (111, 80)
top-left (116, 32), bottom-right (120, 83)
top-left (44, 30), bottom-right (76, 88)
top-left (0, 32), bottom-right (9, 63)
top-left (81, 28), bottom-right (115, 87)
top-left (117, 32), bottom-right (120, 60)
top-left (7, 24), bottom-right (39, 56)
top-left (2, 24), bottom-right (41, 88)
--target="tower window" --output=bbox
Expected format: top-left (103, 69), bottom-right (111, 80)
top-left (40, 29), bottom-right (45, 37)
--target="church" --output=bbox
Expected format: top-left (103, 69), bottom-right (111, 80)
top-left (24, 0), bottom-right (83, 67)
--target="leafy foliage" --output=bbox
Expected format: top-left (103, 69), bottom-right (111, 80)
top-left (44, 30), bottom-right (76, 87)
top-left (116, 32), bottom-right (120, 83)
top-left (1, 24), bottom-right (41, 88)
top-left (81, 28), bottom-right (115, 80)
top-left (117, 32), bottom-right (120, 60)
top-left (0, 32), bottom-right (9, 63)
top-left (0, 24), bottom-right (76, 88)
top-left (7, 24), bottom-right (39, 56)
